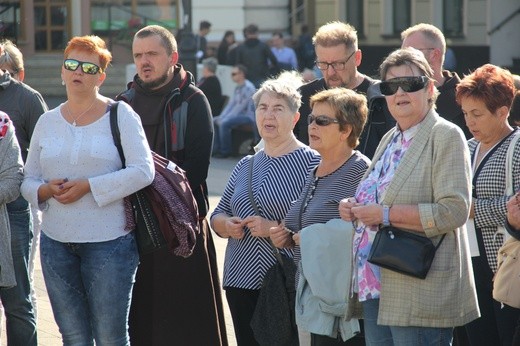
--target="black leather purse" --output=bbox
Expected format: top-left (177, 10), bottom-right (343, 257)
top-left (367, 226), bottom-right (446, 279)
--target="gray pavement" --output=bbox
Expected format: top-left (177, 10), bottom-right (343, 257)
top-left (0, 156), bottom-right (241, 346)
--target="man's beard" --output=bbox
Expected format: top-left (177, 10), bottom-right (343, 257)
top-left (136, 71), bottom-right (169, 90)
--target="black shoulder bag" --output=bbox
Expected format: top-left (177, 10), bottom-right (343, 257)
top-left (247, 156), bottom-right (298, 346)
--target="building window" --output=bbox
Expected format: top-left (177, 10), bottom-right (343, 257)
top-left (0, 1), bottom-right (22, 42)
top-left (393, 0), bottom-right (411, 35)
top-left (443, 0), bottom-right (463, 37)
top-left (382, 0), bottom-right (411, 36)
top-left (91, 0), bottom-right (179, 39)
top-left (346, 0), bottom-right (364, 37)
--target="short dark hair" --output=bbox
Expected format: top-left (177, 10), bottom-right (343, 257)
top-left (245, 24), bottom-right (259, 35)
top-left (234, 64), bottom-right (248, 75)
top-left (272, 31), bottom-right (283, 39)
top-left (200, 21), bottom-right (211, 31)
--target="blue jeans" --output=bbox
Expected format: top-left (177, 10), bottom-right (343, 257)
top-left (1, 195), bottom-right (37, 345)
top-left (41, 232), bottom-right (139, 346)
top-left (213, 115), bottom-right (256, 155)
top-left (362, 299), bottom-right (453, 346)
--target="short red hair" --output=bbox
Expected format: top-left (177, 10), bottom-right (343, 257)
top-left (63, 35), bottom-right (112, 72)
top-left (456, 64), bottom-right (515, 113)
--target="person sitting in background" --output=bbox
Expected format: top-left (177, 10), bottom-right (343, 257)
top-left (213, 64), bottom-right (256, 158)
top-left (270, 31), bottom-right (298, 72)
top-left (197, 57), bottom-right (223, 117)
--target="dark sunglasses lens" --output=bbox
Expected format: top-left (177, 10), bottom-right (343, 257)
top-left (380, 82), bottom-right (398, 96)
top-left (82, 63), bottom-right (100, 74)
top-left (308, 115), bottom-right (336, 126)
top-left (380, 77), bottom-right (427, 95)
top-left (64, 59), bottom-right (79, 71)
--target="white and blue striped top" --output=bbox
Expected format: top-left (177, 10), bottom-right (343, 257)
top-left (211, 147), bottom-right (320, 290)
top-left (285, 151), bottom-right (370, 264)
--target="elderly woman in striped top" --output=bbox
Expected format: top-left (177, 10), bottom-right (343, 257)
top-left (210, 72), bottom-right (320, 346)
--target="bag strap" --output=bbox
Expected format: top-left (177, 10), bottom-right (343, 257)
top-left (247, 156), bottom-right (284, 265)
top-left (109, 102), bottom-right (125, 168)
top-left (505, 129), bottom-right (520, 195)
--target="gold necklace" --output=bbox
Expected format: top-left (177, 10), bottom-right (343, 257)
top-left (68, 99), bottom-right (96, 126)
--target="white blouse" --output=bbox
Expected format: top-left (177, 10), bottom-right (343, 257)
top-left (21, 101), bottom-right (154, 243)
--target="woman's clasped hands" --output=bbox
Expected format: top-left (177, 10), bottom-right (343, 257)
top-left (43, 178), bottom-right (91, 204)
top-left (339, 197), bottom-right (384, 227)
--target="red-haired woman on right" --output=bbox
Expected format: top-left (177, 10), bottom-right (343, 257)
top-left (456, 64), bottom-right (520, 346)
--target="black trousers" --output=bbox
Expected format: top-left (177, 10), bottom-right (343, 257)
top-left (225, 287), bottom-right (260, 346)
top-left (465, 255), bottom-right (520, 346)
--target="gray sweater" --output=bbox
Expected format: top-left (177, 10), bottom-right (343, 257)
top-left (0, 116), bottom-right (24, 287)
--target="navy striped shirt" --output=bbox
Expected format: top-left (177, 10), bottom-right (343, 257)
top-left (211, 147), bottom-right (320, 289)
top-left (284, 151), bottom-right (370, 264)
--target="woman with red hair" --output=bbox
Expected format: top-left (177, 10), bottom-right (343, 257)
top-left (21, 36), bottom-right (154, 345)
top-left (457, 64), bottom-right (520, 346)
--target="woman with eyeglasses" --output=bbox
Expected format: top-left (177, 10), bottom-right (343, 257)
top-left (338, 47), bottom-right (479, 345)
top-left (21, 35), bottom-right (154, 345)
top-left (270, 88), bottom-right (370, 346)
top-left (210, 72), bottom-right (320, 345)
top-left (456, 64), bottom-right (520, 346)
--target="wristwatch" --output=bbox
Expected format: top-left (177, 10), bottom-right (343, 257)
top-left (382, 205), bottom-right (391, 226)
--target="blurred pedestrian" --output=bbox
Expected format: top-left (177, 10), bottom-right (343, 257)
top-left (198, 57), bottom-right (223, 117)
top-left (236, 24), bottom-right (278, 88)
top-left (217, 30), bottom-right (236, 65)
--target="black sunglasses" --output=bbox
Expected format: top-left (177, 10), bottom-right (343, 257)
top-left (63, 59), bottom-right (102, 75)
top-left (308, 114), bottom-right (339, 126)
top-left (379, 76), bottom-right (429, 96)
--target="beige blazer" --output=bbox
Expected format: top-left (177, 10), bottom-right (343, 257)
top-left (367, 109), bottom-right (480, 328)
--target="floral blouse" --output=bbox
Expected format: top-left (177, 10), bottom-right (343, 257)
top-left (353, 124), bottom-right (418, 301)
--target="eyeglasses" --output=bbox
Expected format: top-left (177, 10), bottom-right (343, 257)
top-left (379, 76), bottom-right (429, 96)
top-left (315, 51), bottom-right (356, 71)
top-left (63, 59), bottom-right (102, 75)
top-left (308, 114), bottom-right (339, 126)
top-left (417, 48), bottom-right (435, 52)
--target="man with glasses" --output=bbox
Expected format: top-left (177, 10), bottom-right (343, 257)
top-left (212, 64), bottom-right (256, 158)
top-left (294, 21), bottom-right (394, 159)
top-left (401, 23), bottom-right (471, 139)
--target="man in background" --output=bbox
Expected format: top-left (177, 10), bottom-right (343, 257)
top-left (401, 23), bottom-right (471, 139)
top-left (212, 64), bottom-right (256, 158)
top-left (295, 21), bottom-right (394, 159)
